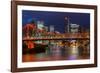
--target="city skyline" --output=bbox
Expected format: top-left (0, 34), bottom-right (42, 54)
top-left (22, 10), bottom-right (90, 33)
top-left (22, 10), bottom-right (90, 62)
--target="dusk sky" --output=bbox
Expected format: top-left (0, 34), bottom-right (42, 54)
top-left (22, 10), bottom-right (90, 33)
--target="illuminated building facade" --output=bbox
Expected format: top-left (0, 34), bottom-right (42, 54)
top-left (70, 24), bottom-right (79, 33)
top-left (37, 21), bottom-right (44, 30)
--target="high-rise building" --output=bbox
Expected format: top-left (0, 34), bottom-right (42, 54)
top-left (50, 25), bottom-right (54, 32)
top-left (65, 17), bottom-right (70, 33)
top-left (44, 26), bottom-right (48, 32)
top-left (70, 24), bottom-right (79, 33)
top-left (37, 21), bottom-right (44, 30)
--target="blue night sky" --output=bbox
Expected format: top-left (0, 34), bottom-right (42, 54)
top-left (22, 10), bottom-right (90, 33)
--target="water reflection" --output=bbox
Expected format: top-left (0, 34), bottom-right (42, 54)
top-left (22, 40), bottom-right (90, 62)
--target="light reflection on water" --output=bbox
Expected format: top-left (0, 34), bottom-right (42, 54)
top-left (22, 40), bottom-right (90, 62)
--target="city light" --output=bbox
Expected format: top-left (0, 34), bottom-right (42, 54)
top-left (22, 12), bottom-right (90, 62)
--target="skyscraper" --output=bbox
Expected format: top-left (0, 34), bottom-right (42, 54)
top-left (70, 24), bottom-right (79, 33)
top-left (37, 21), bottom-right (44, 30)
top-left (65, 17), bottom-right (70, 33)
top-left (50, 25), bottom-right (54, 32)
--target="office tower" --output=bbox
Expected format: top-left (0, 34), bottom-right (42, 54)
top-left (50, 25), bottom-right (54, 32)
top-left (70, 24), bottom-right (79, 33)
top-left (37, 21), bottom-right (44, 30)
top-left (65, 17), bottom-right (70, 33)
